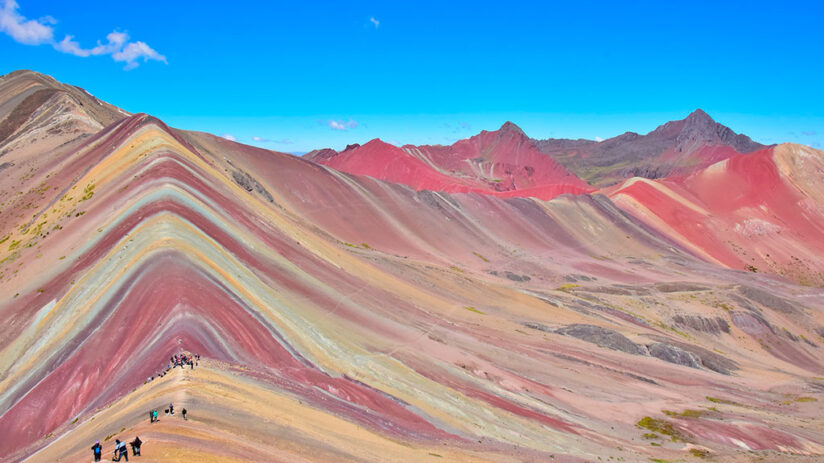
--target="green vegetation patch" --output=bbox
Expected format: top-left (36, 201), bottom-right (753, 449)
top-left (79, 182), bottom-right (95, 201)
top-left (556, 283), bottom-right (579, 291)
top-left (689, 448), bottom-right (711, 458)
top-left (706, 396), bottom-right (741, 406)
top-left (662, 409), bottom-right (707, 418)
top-left (472, 251), bottom-right (489, 262)
top-left (464, 306), bottom-right (484, 314)
top-left (637, 416), bottom-right (690, 442)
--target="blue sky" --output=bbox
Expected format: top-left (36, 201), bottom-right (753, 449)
top-left (1, 0), bottom-right (822, 152)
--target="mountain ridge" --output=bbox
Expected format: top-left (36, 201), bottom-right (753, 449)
top-left (305, 110), bottom-right (765, 193)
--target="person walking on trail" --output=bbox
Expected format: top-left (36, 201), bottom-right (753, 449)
top-left (169, 403), bottom-right (174, 415)
top-left (130, 436), bottom-right (142, 456)
top-left (182, 408), bottom-right (187, 420)
top-left (119, 439), bottom-right (129, 461)
top-left (113, 439), bottom-right (129, 461)
top-left (91, 440), bottom-right (102, 461)
top-left (151, 409), bottom-right (158, 423)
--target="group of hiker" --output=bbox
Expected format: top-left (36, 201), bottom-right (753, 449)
top-left (145, 352), bottom-right (199, 383)
top-left (171, 352), bottom-right (199, 369)
top-left (90, 437), bottom-right (140, 461)
top-left (149, 402), bottom-right (187, 422)
top-left (90, 352), bottom-right (198, 460)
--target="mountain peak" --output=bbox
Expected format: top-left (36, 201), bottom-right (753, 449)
top-left (498, 121), bottom-right (525, 136)
top-left (682, 108), bottom-right (718, 132)
top-left (685, 108), bottom-right (713, 123)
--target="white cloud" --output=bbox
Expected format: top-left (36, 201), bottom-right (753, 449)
top-left (252, 136), bottom-right (293, 144)
top-left (222, 134), bottom-right (237, 141)
top-left (55, 31), bottom-right (128, 57)
top-left (369, 17), bottom-right (380, 28)
top-left (328, 119), bottom-right (358, 131)
top-left (113, 40), bottom-right (166, 70)
top-left (595, 136), bottom-right (604, 142)
top-left (0, 0), bottom-right (53, 44)
top-left (0, 1), bottom-right (165, 70)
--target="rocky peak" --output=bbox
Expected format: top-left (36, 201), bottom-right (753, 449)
top-left (498, 121), bottom-right (526, 136)
top-left (677, 109), bottom-right (762, 153)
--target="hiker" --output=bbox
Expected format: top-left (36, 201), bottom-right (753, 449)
top-left (113, 439), bottom-right (129, 461)
top-left (169, 403), bottom-right (174, 415)
top-left (182, 408), bottom-right (187, 420)
top-left (130, 436), bottom-right (142, 456)
top-left (91, 440), bottom-right (102, 461)
top-left (151, 409), bottom-right (158, 423)
top-left (119, 439), bottom-right (129, 461)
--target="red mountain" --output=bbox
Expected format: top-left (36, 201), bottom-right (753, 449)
top-left (305, 122), bottom-right (594, 200)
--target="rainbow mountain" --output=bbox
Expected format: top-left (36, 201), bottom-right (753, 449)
top-left (1, 70), bottom-right (823, 462)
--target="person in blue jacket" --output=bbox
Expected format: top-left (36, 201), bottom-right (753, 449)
top-left (90, 440), bottom-right (102, 461)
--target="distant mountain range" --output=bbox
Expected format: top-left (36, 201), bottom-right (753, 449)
top-left (306, 109), bottom-right (765, 193)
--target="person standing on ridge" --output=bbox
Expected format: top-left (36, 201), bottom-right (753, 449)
top-left (182, 407), bottom-right (187, 420)
top-left (169, 403), bottom-right (174, 415)
top-left (130, 436), bottom-right (142, 456)
top-left (91, 440), bottom-right (102, 461)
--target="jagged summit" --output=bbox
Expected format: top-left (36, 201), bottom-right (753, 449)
top-left (686, 107), bottom-right (712, 122)
top-left (646, 108), bottom-right (763, 154)
top-left (497, 120), bottom-right (526, 136)
top-left (534, 109), bottom-right (765, 186)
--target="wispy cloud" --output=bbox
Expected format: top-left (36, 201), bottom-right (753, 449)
top-left (0, 0), bottom-right (165, 69)
top-left (252, 136), bottom-right (293, 144)
top-left (221, 134), bottom-right (237, 141)
top-left (369, 17), bottom-right (380, 28)
top-left (326, 119), bottom-right (358, 131)
top-left (801, 130), bottom-right (817, 136)
top-left (595, 136), bottom-right (604, 142)
top-left (112, 40), bottom-right (166, 70)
